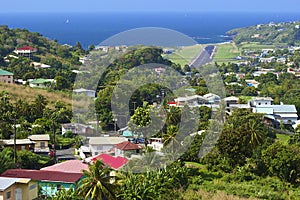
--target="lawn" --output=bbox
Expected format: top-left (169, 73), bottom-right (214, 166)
top-left (165, 44), bottom-right (204, 66)
top-left (213, 42), bottom-right (240, 63)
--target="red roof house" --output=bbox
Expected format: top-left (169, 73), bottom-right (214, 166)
top-left (1, 169), bottom-right (83, 196)
top-left (40, 160), bottom-right (89, 173)
top-left (14, 46), bottom-right (37, 58)
top-left (1, 169), bottom-right (82, 183)
top-left (114, 141), bottom-right (142, 157)
top-left (115, 141), bottom-right (141, 151)
top-left (90, 154), bottom-right (128, 170)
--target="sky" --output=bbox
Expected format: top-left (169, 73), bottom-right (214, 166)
top-left (1, 0), bottom-right (300, 13)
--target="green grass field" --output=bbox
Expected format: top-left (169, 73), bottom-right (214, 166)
top-left (213, 43), bottom-right (240, 63)
top-left (165, 45), bottom-right (204, 66)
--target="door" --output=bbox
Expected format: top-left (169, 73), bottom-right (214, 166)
top-left (15, 188), bottom-right (22, 200)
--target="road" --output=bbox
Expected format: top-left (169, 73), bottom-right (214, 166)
top-left (189, 45), bottom-right (216, 68)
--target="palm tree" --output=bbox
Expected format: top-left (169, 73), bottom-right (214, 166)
top-left (163, 125), bottom-right (180, 154)
top-left (247, 119), bottom-right (265, 149)
top-left (77, 160), bottom-right (116, 200)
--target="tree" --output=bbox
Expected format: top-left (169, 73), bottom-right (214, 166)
top-left (17, 150), bottom-right (40, 169)
top-left (241, 86), bottom-right (258, 96)
top-left (262, 142), bottom-right (300, 183)
top-left (217, 109), bottom-right (269, 168)
top-left (0, 148), bottom-right (14, 174)
top-left (50, 188), bottom-right (83, 200)
top-left (77, 160), bottom-right (116, 200)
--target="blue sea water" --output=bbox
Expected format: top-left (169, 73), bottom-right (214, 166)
top-left (0, 11), bottom-right (300, 48)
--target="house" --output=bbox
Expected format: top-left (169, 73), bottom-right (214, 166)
top-left (89, 154), bottom-right (129, 170)
top-left (0, 139), bottom-right (35, 151)
top-left (14, 46), bottom-right (37, 55)
top-left (62, 123), bottom-right (95, 136)
top-left (254, 105), bottom-right (298, 124)
top-left (30, 62), bottom-right (52, 69)
top-left (28, 78), bottom-right (55, 88)
top-left (147, 138), bottom-right (164, 151)
top-left (41, 160), bottom-right (88, 173)
top-left (224, 96), bottom-right (239, 107)
top-left (28, 134), bottom-right (50, 154)
top-left (14, 46), bottom-right (37, 59)
top-left (80, 137), bottom-right (127, 157)
top-left (259, 57), bottom-right (276, 63)
top-left (0, 177), bottom-right (38, 200)
top-left (114, 141), bottom-right (141, 157)
top-left (1, 169), bottom-right (82, 197)
top-left (73, 88), bottom-right (96, 97)
top-left (203, 93), bottom-right (221, 104)
top-left (174, 95), bottom-right (208, 107)
top-left (250, 97), bottom-right (273, 106)
top-left (245, 80), bottom-right (260, 88)
top-left (0, 69), bottom-right (14, 84)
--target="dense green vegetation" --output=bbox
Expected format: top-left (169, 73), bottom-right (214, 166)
top-left (0, 25), bottom-right (88, 90)
top-left (227, 21), bottom-right (300, 46)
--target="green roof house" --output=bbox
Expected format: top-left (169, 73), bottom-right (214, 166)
top-left (0, 69), bottom-right (14, 84)
top-left (28, 78), bottom-right (55, 88)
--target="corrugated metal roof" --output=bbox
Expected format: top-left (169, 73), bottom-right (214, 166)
top-left (272, 105), bottom-right (297, 113)
top-left (1, 169), bottom-right (82, 183)
top-left (41, 160), bottom-right (88, 173)
top-left (88, 137), bottom-right (127, 145)
top-left (256, 107), bottom-right (274, 114)
top-left (28, 134), bottom-right (50, 141)
top-left (0, 177), bottom-right (19, 191)
top-left (0, 69), bottom-right (13, 76)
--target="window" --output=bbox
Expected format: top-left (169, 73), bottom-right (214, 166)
top-left (6, 191), bottom-right (11, 199)
top-left (258, 103), bottom-right (261, 105)
top-left (21, 145), bottom-right (26, 150)
top-left (8, 76), bottom-right (10, 78)
top-left (29, 184), bottom-right (37, 190)
top-left (40, 142), bottom-right (45, 148)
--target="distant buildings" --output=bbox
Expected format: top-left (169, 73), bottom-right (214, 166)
top-left (14, 46), bottom-right (37, 59)
top-left (28, 78), bottom-right (55, 88)
top-left (0, 69), bottom-right (14, 84)
top-left (73, 88), bottom-right (96, 97)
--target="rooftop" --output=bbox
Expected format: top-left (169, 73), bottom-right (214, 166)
top-left (0, 177), bottom-right (20, 191)
top-left (28, 134), bottom-right (50, 141)
top-left (16, 46), bottom-right (37, 51)
top-left (0, 69), bottom-right (13, 76)
top-left (0, 139), bottom-right (35, 146)
top-left (29, 78), bottom-right (55, 84)
top-left (41, 160), bottom-right (88, 173)
top-left (1, 169), bottom-right (82, 183)
top-left (88, 137), bottom-right (127, 145)
top-left (90, 154), bottom-right (128, 169)
top-left (114, 141), bottom-right (141, 150)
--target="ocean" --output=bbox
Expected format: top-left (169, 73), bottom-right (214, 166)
top-left (1, 11), bottom-right (300, 48)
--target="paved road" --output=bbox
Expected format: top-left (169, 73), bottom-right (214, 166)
top-left (189, 45), bottom-right (216, 68)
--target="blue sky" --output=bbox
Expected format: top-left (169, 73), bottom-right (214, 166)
top-left (1, 0), bottom-right (300, 13)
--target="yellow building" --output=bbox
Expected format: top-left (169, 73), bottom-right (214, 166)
top-left (0, 177), bottom-right (38, 200)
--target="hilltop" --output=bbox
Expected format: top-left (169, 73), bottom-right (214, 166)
top-left (227, 20), bottom-right (300, 46)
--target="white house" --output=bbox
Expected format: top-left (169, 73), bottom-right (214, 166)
top-left (73, 88), bottom-right (96, 97)
top-left (62, 123), bottom-right (95, 136)
top-left (254, 105), bottom-right (298, 124)
top-left (80, 137), bottom-right (128, 156)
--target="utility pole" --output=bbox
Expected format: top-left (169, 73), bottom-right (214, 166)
top-left (132, 102), bottom-right (137, 113)
top-left (13, 114), bottom-right (17, 164)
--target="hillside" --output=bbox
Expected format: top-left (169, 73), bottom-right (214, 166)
top-left (227, 20), bottom-right (300, 46)
top-left (0, 82), bottom-right (72, 107)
